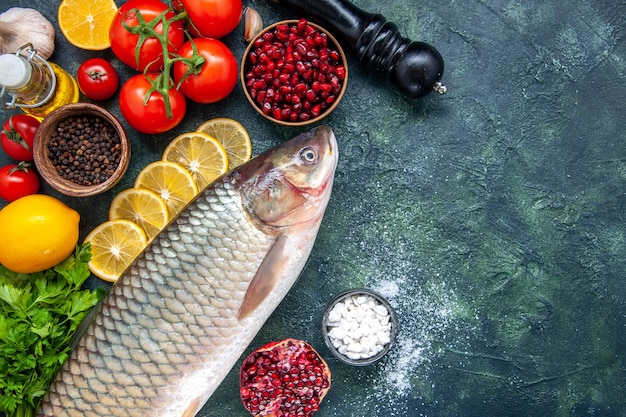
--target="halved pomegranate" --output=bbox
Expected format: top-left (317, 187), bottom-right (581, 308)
top-left (239, 338), bottom-right (332, 417)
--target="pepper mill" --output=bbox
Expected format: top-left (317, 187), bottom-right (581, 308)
top-left (269, 0), bottom-right (446, 98)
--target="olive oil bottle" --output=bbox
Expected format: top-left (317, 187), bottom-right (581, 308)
top-left (0, 43), bottom-right (79, 120)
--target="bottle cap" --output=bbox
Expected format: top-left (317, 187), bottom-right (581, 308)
top-left (0, 54), bottom-right (32, 90)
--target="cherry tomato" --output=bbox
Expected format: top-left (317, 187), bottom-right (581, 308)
top-left (119, 73), bottom-right (187, 134)
top-left (109, 0), bottom-right (185, 72)
top-left (76, 58), bottom-right (120, 101)
top-left (0, 114), bottom-right (40, 161)
top-left (0, 163), bottom-right (40, 202)
top-left (180, 0), bottom-right (243, 39)
top-left (173, 38), bottom-right (238, 104)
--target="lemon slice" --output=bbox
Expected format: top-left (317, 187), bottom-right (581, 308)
top-left (58, 0), bottom-right (118, 50)
top-left (134, 160), bottom-right (199, 217)
top-left (162, 132), bottom-right (229, 191)
top-left (108, 188), bottom-right (169, 241)
top-left (84, 219), bottom-right (148, 282)
top-left (196, 118), bottom-right (252, 169)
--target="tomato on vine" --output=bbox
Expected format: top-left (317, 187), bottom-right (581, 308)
top-left (1, 114), bottom-right (40, 161)
top-left (119, 73), bottom-right (187, 134)
top-left (173, 38), bottom-right (238, 104)
top-left (180, 0), bottom-right (243, 39)
top-left (109, 0), bottom-right (185, 72)
top-left (77, 58), bottom-right (120, 100)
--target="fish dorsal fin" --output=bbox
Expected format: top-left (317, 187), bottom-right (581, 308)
top-left (238, 235), bottom-right (288, 320)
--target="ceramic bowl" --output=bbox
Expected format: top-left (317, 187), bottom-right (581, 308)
top-left (241, 19), bottom-right (348, 126)
top-left (33, 102), bottom-right (130, 197)
top-left (321, 288), bottom-right (397, 366)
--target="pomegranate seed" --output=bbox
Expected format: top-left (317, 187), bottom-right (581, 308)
top-left (296, 42), bottom-right (308, 56)
top-left (297, 18), bottom-right (307, 32)
top-left (320, 83), bottom-right (333, 93)
top-left (294, 82), bottom-right (307, 93)
top-left (335, 65), bottom-right (346, 79)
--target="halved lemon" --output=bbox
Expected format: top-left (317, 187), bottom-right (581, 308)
top-left (58, 0), bottom-right (118, 50)
top-left (134, 160), bottom-right (199, 217)
top-left (162, 132), bottom-right (229, 191)
top-left (196, 118), bottom-right (252, 169)
top-left (84, 219), bottom-right (148, 282)
top-left (109, 188), bottom-right (169, 241)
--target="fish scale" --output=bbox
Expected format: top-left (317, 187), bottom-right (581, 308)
top-left (36, 125), bottom-right (338, 417)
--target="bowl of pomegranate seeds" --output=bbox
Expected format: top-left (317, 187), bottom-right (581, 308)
top-left (322, 288), bottom-right (398, 366)
top-left (241, 18), bottom-right (348, 126)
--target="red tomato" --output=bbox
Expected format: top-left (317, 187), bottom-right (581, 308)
top-left (109, 0), bottom-right (185, 72)
top-left (0, 114), bottom-right (40, 161)
top-left (180, 0), bottom-right (243, 38)
top-left (0, 163), bottom-right (40, 202)
top-left (173, 38), bottom-right (238, 104)
top-left (76, 58), bottom-right (120, 100)
top-left (119, 73), bottom-right (187, 134)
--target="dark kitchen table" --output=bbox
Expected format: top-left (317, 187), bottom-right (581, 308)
top-left (1, 0), bottom-right (625, 416)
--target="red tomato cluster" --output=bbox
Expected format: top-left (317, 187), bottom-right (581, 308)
top-left (104, 0), bottom-right (241, 134)
top-left (0, 115), bottom-right (41, 202)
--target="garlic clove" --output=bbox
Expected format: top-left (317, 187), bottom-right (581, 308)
top-left (0, 8), bottom-right (55, 60)
top-left (243, 7), bottom-right (263, 42)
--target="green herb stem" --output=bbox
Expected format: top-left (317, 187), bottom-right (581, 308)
top-left (122, 9), bottom-right (201, 119)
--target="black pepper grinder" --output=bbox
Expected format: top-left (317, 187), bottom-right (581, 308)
top-left (268, 0), bottom-right (447, 98)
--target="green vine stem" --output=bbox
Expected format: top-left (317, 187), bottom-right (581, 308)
top-left (121, 8), bottom-right (206, 119)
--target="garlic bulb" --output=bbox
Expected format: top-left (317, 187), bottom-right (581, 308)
top-left (0, 8), bottom-right (55, 59)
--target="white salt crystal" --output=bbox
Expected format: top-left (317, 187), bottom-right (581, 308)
top-left (346, 351), bottom-right (361, 360)
top-left (374, 304), bottom-right (389, 317)
top-left (352, 307), bottom-right (366, 323)
top-left (347, 343), bottom-right (362, 353)
top-left (327, 307), bottom-right (342, 324)
top-left (379, 333), bottom-right (391, 346)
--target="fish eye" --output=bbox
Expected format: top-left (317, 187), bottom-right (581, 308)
top-left (299, 147), bottom-right (317, 164)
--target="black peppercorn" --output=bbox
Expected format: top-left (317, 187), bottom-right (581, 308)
top-left (47, 115), bottom-right (122, 186)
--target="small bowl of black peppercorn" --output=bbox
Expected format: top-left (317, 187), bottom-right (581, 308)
top-left (33, 102), bottom-right (130, 197)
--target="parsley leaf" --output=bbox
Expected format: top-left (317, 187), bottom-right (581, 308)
top-left (0, 243), bottom-right (105, 417)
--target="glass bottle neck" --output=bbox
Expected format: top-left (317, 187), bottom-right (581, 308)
top-left (0, 44), bottom-right (56, 110)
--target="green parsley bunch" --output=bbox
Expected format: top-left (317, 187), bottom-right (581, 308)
top-left (0, 243), bottom-right (105, 417)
